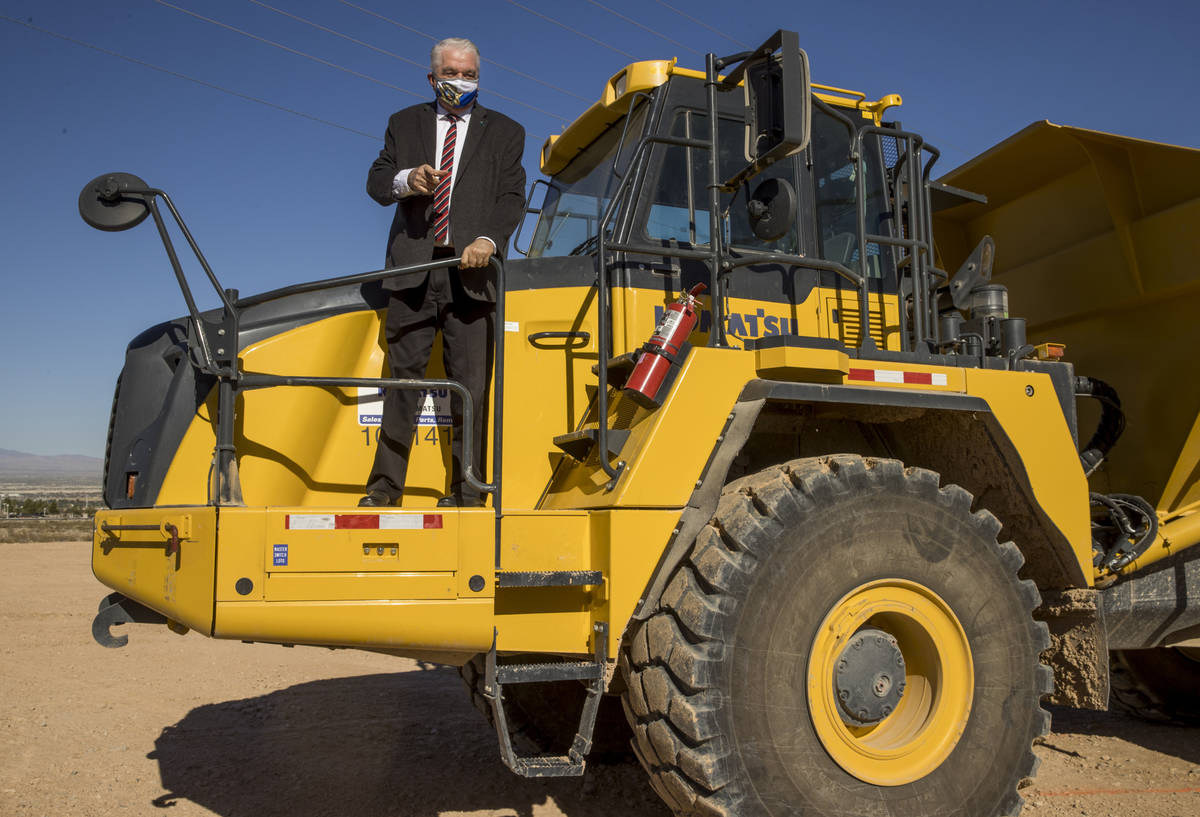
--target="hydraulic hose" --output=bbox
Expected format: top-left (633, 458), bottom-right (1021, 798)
top-left (1075, 376), bottom-right (1126, 476)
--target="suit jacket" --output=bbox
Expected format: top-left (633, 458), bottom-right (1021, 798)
top-left (367, 102), bottom-right (526, 302)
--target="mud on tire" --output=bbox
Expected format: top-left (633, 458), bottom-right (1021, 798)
top-left (619, 455), bottom-right (1052, 817)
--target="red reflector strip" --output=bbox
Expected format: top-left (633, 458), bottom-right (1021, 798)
top-left (847, 368), bottom-right (948, 386)
top-left (284, 513), bottom-right (445, 530)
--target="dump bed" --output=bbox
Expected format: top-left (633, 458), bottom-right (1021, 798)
top-left (934, 122), bottom-right (1200, 514)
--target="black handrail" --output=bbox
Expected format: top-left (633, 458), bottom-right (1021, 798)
top-left (239, 374), bottom-right (495, 496)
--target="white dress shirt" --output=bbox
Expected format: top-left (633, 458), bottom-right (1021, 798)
top-left (392, 104), bottom-right (494, 250)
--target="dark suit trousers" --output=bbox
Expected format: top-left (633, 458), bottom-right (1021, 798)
top-left (367, 265), bottom-right (493, 503)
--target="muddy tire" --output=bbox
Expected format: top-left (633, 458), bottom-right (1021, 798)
top-left (459, 655), bottom-right (633, 758)
top-left (1110, 647), bottom-right (1200, 725)
top-left (620, 455), bottom-right (1052, 817)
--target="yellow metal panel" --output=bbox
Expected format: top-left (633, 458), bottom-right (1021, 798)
top-left (456, 511), bottom-right (494, 598)
top-left (602, 509), bottom-right (680, 659)
top-left (963, 368), bottom-right (1093, 580)
top-left (214, 598), bottom-right (494, 652)
top-left (542, 347), bottom-right (756, 510)
top-left (264, 573), bottom-right (456, 601)
top-left (495, 588), bottom-right (594, 655)
top-left (215, 507), bottom-right (265, 601)
top-left (755, 345), bottom-right (849, 381)
top-left (93, 507), bottom-right (216, 634)
top-left (499, 512), bottom-right (591, 572)
top-left (498, 286), bottom-right (598, 509)
top-left (158, 309), bottom-right (463, 509)
top-left (260, 509), bottom-right (458, 573)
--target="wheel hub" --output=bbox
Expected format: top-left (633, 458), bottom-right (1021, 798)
top-left (834, 627), bottom-right (906, 726)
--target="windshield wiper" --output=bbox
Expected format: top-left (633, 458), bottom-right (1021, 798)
top-left (568, 233), bottom-right (601, 256)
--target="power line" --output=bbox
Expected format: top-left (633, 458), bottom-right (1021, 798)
top-left (581, 0), bottom-right (703, 56)
top-left (502, 0), bottom-right (638, 61)
top-left (653, 0), bottom-right (749, 49)
top-left (242, 0), bottom-right (571, 123)
top-left (153, 0), bottom-right (423, 99)
top-left (338, 0), bottom-right (592, 103)
top-left (0, 14), bottom-right (379, 140)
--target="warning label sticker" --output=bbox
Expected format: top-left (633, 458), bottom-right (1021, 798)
top-left (272, 544), bottom-right (288, 566)
top-left (357, 387), bottom-right (451, 427)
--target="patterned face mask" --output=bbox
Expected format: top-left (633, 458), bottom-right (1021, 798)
top-left (435, 78), bottom-right (478, 109)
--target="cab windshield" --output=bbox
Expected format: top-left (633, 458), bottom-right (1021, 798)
top-left (528, 105), bottom-right (647, 258)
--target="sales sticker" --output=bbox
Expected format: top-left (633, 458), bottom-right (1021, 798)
top-left (357, 387), bottom-right (451, 427)
top-left (272, 544), bottom-right (288, 566)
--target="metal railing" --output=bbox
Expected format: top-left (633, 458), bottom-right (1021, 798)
top-left (109, 182), bottom-right (507, 556)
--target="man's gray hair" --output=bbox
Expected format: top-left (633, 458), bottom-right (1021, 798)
top-left (431, 38), bottom-right (480, 71)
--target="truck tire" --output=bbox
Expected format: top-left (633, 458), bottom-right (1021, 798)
top-left (620, 455), bottom-right (1052, 817)
top-left (1110, 647), bottom-right (1200, 725)
top-left (459, 654), bottom-right (633, 757)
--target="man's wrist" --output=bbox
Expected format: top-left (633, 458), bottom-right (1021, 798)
top-left (474, 236), bottom-right (497, 251)
top-left (392, 168), bottom-right (417, 199)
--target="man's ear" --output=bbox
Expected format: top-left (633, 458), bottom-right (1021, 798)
top-left (427, 73), bottom-right (436, 90)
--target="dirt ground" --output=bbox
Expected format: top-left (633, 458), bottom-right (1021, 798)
top-left (3, 541), bottom-right (1198, 817)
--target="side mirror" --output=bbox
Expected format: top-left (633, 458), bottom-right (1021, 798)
top-left (723, 30), bottom-right (811, 190)
top-left (746, 177), bottom-right (797, 241)
top-left (78, 172), bottom-right (150, 232)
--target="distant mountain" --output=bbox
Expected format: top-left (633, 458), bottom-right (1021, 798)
top-left (0, 449), bottom-right (103, 478)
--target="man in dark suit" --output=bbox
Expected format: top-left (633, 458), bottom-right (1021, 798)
top-left (360, 37), bottom-right (525, 508)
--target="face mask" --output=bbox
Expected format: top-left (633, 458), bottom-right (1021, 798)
top-left (434, 78), bottom-right (478, 109)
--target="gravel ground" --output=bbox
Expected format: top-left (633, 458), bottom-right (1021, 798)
top-left (2, 541), bottom-right (1198, 817)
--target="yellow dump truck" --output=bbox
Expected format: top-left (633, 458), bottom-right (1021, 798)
top-left (81, 30), bottom-right (1199, 817)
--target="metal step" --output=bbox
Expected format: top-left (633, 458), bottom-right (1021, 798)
top-left (495, 660), bottom-right (603, 684)
top-left (512, 756), bottom-right (585, 777)
top-left (495, 570), bottom-right (603, 589)
top-left (552, 427), bottom-right (629, 461)
top-left (485, 623), bottom-right (609, 778)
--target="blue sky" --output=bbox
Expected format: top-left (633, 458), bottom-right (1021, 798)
top-left (1, 0), bottom-right (1197, 456)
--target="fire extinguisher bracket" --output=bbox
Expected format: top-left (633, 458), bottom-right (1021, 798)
top-left (624, 341), bottom-right (693, 410)
top-left (592, 352), bottom-right (639, 390)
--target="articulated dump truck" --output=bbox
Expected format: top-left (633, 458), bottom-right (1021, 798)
top-left (82, 31), bottom-right (1199, 817)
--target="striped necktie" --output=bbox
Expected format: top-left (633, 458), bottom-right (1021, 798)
top-left (432, 115), bottom-right (458, 245)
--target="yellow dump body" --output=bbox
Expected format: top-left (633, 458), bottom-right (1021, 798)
top-left (934, 122), bottom-right (1200, 516)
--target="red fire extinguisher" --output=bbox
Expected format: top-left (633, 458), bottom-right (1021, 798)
top-left (624, 283), bottom-right (707, 408)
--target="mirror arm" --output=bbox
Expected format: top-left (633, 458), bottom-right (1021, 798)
top-left (145, 198), bottom-right (219, 374)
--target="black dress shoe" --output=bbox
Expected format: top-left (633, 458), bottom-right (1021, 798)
top-left (358, 492), bottom-right (391, 507)
top-left (437, 495), bottom-right (484, 508)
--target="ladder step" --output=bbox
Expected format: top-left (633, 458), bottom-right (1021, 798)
top-left (512, 756), bottom-right (585, 777)
top-left (591, 352), bottom-right (638, 388)
top-left (496, 570), bottom-right (603, 588)
top-left (552, 427), bottom-right (629, 461)
top-left (496, 660), bottom-right (603, 684)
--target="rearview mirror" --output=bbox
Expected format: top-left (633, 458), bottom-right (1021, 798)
top-left (723, 30), bottom-right (811, 190)
top-left (78, 172), bottom-right (150, 232)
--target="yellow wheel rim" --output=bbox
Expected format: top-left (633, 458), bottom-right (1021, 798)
top-left (807, 579), bottom-right (973, 786)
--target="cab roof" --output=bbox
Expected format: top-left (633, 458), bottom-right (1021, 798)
top-left (540, 58), bottom-right (903, 176)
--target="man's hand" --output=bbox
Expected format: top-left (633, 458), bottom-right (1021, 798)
top-left (407, 164), bottom-right (448, 195)
top-left (460, 237), bottom-right (495, 268)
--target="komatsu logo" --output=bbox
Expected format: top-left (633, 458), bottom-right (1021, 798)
top-left (654, 305), bottom-right (800, 339)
